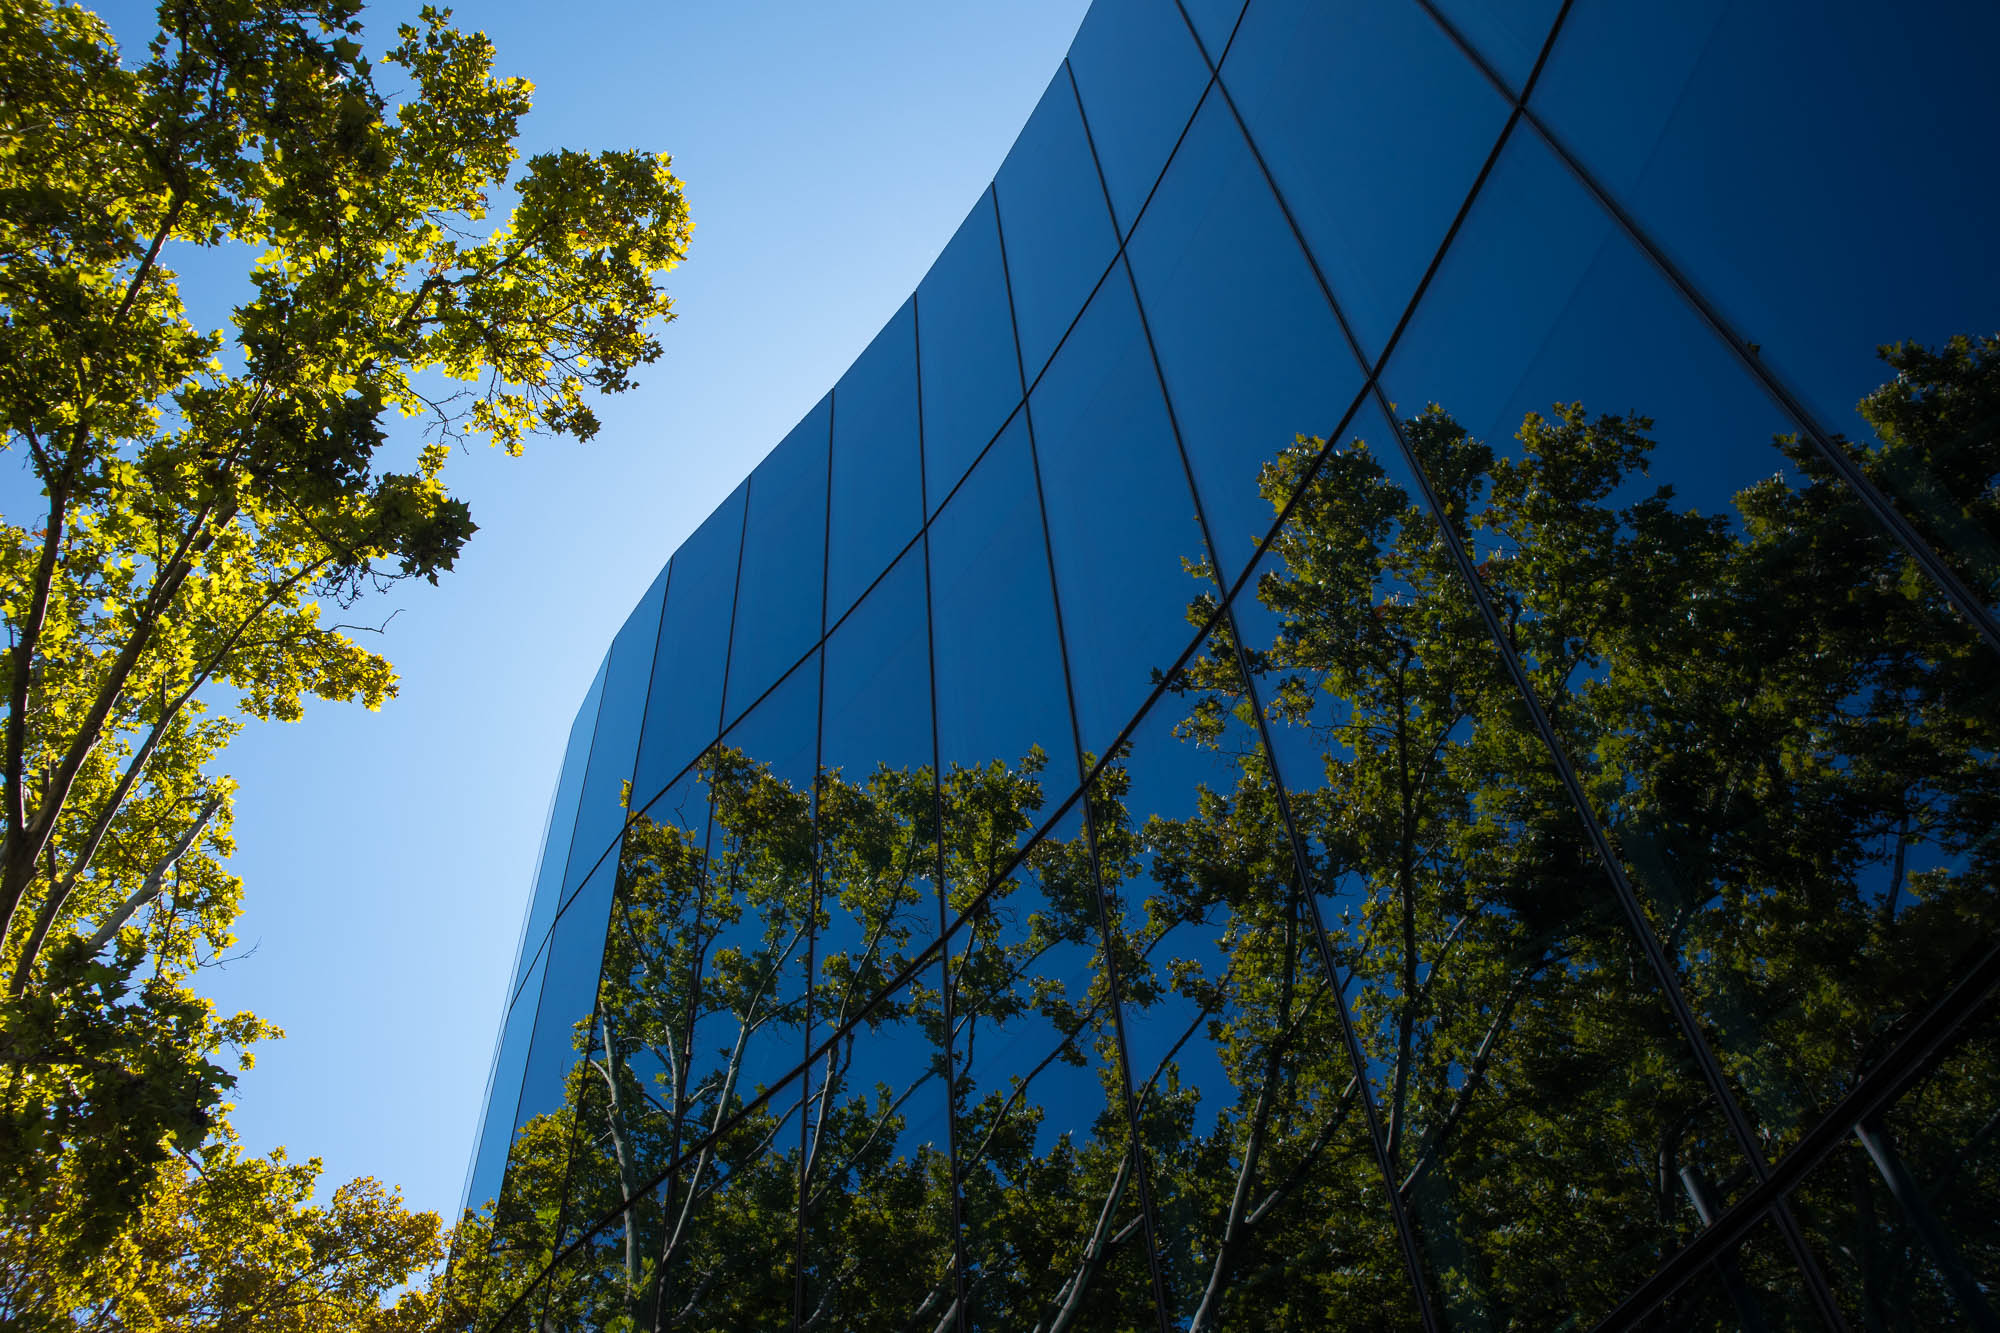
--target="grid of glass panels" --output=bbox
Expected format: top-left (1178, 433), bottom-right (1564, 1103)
top-left (453, 1), bottom-right (2000, 1327)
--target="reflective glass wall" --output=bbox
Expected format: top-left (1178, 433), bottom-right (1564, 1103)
top-left (452, 1), bottom-right (2000, 1327)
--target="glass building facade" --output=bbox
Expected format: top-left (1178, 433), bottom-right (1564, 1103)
top-left (454, 1), bottom-right (2000, 1328)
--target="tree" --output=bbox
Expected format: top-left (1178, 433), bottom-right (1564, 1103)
top-left (0, 0), bottom-right (690, 1317)
top-left (1, 1131), bottom-right (445, 1332)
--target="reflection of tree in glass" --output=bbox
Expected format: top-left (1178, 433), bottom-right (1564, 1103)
top-left (448, 337), bottom-right (1997, 1332)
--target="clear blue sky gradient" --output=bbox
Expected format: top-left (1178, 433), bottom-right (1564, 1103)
top-left (76, 0), bottom-right (1091, 1224)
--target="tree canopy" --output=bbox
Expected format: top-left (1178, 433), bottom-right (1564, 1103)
top-left (0, 0), bottom-right (689, 1320)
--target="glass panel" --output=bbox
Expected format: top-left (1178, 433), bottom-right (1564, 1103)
top-left (563, 566), bottom-right (669, 911)
top-left (514, 659), bottom-right (607, 998)
top-left (1640, 1212), bottom-right (1823, 1331)
top-left (1100, 681), bottom-right (1418, 1326)
top-left (478, 858), bottom-right (619, 1325)
top-left (1125, 92), bottom-right (1367, 587)
top-left (1029, 263), bottom-right (1215, 757)
top-left (801, 546), bottom-right (956, 1323)
top-left (949, 803), bottom-right (1158, 1328)
top-left (603, 660), bottom-right (820, 1329)
top-left (636, 1072), bottom-right (804, 1333)
top-left (827, 298), bottom-right (922, 623)
top-left (442, 1251), bottom-right (546, 1333)
top-left (1388, 127), bottom-right (2000, 1165)
top-left (537, 1203), bottom-right (653, 1333)
top-left (1533, 0), bottom-right (2000, 602)
top-left (693, 651), bottom-right (820, 1132)
top-left (798, 965), bottom-right (958, 1327)
top-left (1790, 1001), bottom-right (2000, 1329)
top-left (512, 858), bottom-right (621, 1147)
top-left (1221, 0), bottom-right (1510, 365)
top-left (464, 946), bottom-right (549, 1227)
top-left (632, 482), bottom-right (746, 812)
top-left (725, 397), bottom-right (830, 722)
top-left (555, 764), bottom-right (712, 1262)
top-left (1426, 0), bottom-right (1563, 96)
top-left (927, 415), bottom-right (1150, 1324)
top-left (815, 546), bottom-right (940, 1019)
top-left (917, 194), bottom-right (1022, 511)
top-left (1177, 0), bottom-right (1244, 66)
top-left (993, 69), bottom-right (1118, 381)
top-left (1218, 393), bottom-right (1746, 1326)
top-left (928, 414), bottom-right (1075, 790)
top-left (1066, 0), bottom-right (1211, 236)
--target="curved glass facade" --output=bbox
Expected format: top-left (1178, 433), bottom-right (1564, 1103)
top-left (454, 2), bottom-right (2000, 1328)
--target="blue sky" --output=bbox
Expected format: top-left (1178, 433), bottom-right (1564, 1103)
top-left (76, 0), bottom-right (1091, 1224)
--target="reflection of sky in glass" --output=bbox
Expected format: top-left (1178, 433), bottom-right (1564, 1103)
top-left (1030, 262), bottom-right (1211, 757)
top-left (725, 400), bottom-right (830, 720)
top-left (514, 858), bottom-right (620, 1130)
top-left (916, 193), bottom-right (1021, 508)
top-left (826, 300), bottom-right (922, 624)
top-left (508, 657), bottom-right (605, 1002)
top-left (631, 483), bottom-right (745, 812)
top-left (927, 415), bottom-right (1075, 786)
top-left (1125, 90), bottom-right (1366, 585)
top-left (994, 67), bottom-right (1117, 378)
top-left (1223, 0), bottom-right (1508, 365)
top-left (562, 565), bottom-right (667, 908)
top-left (1066, 0), bottom-right (1209, 236)
top-left (1538, 1), bottom-right (2000, 445)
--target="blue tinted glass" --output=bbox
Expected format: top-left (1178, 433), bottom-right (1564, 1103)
top-left (1220, 394), bottom-right (1743, 1325)
top-left (1095, 680), bottom-right (1398, 1328)
top-left (561, 566), bottom-right (668, 910)
top-left (644, 666), bottom-right (816, 1321)
top-left (482, 856), bottom-right (621, 1303)
top-left (916, 194), bottom-right (1022, 509)
top-left (559, 764), bottom-right (711, 1245)
top-left (1029, 264), bottom-right (1213, 757)
top-left (813, 564), bottom-right (947, 1316)
top-left (512, 857), bottom-right (619, 1134)
top-left (1391, 125), bottom-right (2000, 1146)
top-left (822, 545), bottom-right (932, 787)
top-left (799, 966), bottom-right (955, 1324)
top-left (631, 483), bottom-right (746, 811)
top-left (512, 659), bottom-right (605, 995)
top-left (927, 415), bottom-right (1075, 783)
top-left (464, 943), bottom-right (547, 1219)
top-left (536, 1213), bottom-right (647, 1332)
top-left (632, 1092), bottom-right (802, 1330)
top-left (1222, 0), bottom-right (1509, 363)
top-left (993, 70), bottom-right (1118, 380)
top-left (1224, 397), bottom-right (1413, 804)
top-left (1536, 0), bottom-right (2000, 439)
top-left (1093, 683), bottom-right (1237, 1124)
top-left (1178, 0), bottom-right (1245, 65)
top-left (1427, 0), bottom-right (1563, 94)
top-left (1386, 130), bottom-right (1614, 446)
top-left (686, 652), bottom-right (819, 1124)
top-left (1126, 93), bottom-right (1367, 586)
top-left (721, 649), bottom-right (820, 794)
top-left (1066, 0), bottom-right (1211, 235)
top-left (725, 397), bottom-right (830, 721)
top-left (1388, 130), bottom-right (1787, 514)
top-left (949, 804), bottom-right (1155, 1323)
top-left (827, 299), bottom-right (922, 622)
top-left (1534, 0), bottom-right (2000, 592)
top-left (815, 547), bottom-right (939, 1079)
